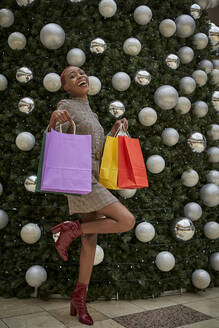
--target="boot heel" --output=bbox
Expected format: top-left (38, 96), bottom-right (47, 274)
top-left (70, 303), bottom-right (77, 316)
top-left (51, 223), bottom-right (63, 234)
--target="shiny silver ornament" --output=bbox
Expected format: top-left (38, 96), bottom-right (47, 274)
top-left (25, 265), bottom-right (47, 288)
top-left (88, 76), bottom-right (101, 95)
top-left (94, 245), bottom-right (104, 266)
top-left (192, 70), bottom-right (208, 87)
top-left (209, 23), bottom-right (219, 47)
top-left (0, 74), bottom-right (8, 91)
top-left (109, 100), bottom-right (125, 118)
top-left (90, 38), bottom-right (107, 54)
top-left (53, 232), bottom-right (60, 243)
top-left (175, 15), bottom-right (196, 38)
top-left (16, 0), bottom-right (35, 5)
top-left (16, 132), bottom-right (35, 151)
top-left (0, 209), bottom-right (9, 229)
top-left (178, 46), bottom-right (194, 64)
top-left (118, 189), bottom-right (136, 199)
top-left (210, 252), bottom-right (219, 271)
top-left (161, 128), bottom-right (179, 146)
top-left (134, 5), bottom-right (152, 25)
top-left (138, 107), bottom-right (157, 126)
top-left (184, 202), bottom-right (202, 221)
top-left (155, 251), bottom-right (175, 272)
top-left (190, 4), bottom-right (202, 19)
top-left (212, 59), bottom-right (219, 70)
top-left (8, 32), bottom-right (26, 50)
top-left (206, 170), bottom-right (219, 185)
top-left (18, 97), bottom-right (35, 114)
top-left (43, 73), bottom-right (61, 92)
top-left (181, 169), bottom-right (199, 187)
top-left (172, 217), bottom-right (195, 241)
top-left (187, 132), bottom-right (207, 153)
top-left (200, 184), bottom-right (219, 207)
top-left (135, 222), bottom-right (155, 243)
top-left (40, 23), bottom-right (65, 50)
top-left (146, 155), bottom-right (165, 174)
top-left (0, 9), bottom-right (14, 28)
top-left (193, 101), bottom-right (208, 118)
top-left (67, 48), bottom-right (86, 67)
top-left (212, 91), bottom-right (219, 112)
top-left (154, 85), bottom-right (178, 110)
top-left (192, 269), bottom-right (211, 289)
top-left (204, 221), bottom-right (219, 239)
top-left (165, 54), bottom-right (180, 70)
top-left (175, 96), bottom-right (191, 115)
top-left (207, 124), bottom-right (219, 141)
top-left (135, 70), bottom-right (151, 86)
top-left (112, 72), bottom-right (131, 91)
top-left (159, 19), bottom-right (176, 38)
top-left (123, 37), bottom-right (141, 56)
top-left (206, 147), bottom-right (219, 163)
top-left (20, 223), bottom-right (41, 244)
top-left (210, 69), bottom-right (219, 86)
top-left (16, 67), bottom-right (33, 83)
top-left (179, 77), bottom-right (196, 95)
top-left (24, 175), bottom-right (37, 192)
top-left (0, 183), bottom-right (3, 196)
top-left (198, 59), bottom-right (213, 74)
top-left (99, 0), bottom-right (117, 18)
top-left (193, 32), bottom-right (208, 50)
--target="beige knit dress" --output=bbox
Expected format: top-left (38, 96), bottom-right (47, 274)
top-left (47, 97), bottom-right (118, 215)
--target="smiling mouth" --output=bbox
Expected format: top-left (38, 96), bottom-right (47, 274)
top-left (77, 78), bottom-right (88, 88)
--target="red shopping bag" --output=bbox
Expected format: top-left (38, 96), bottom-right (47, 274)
top-left (118, 136), bottom-right (149, 189)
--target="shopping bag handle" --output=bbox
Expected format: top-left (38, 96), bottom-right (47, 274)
top-left (59, 119), bottom-right (76, 134)
top-left (114, 123), bottom-right (130, 137)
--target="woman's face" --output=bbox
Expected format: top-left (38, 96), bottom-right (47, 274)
top-left (63, 66), bottom-right (89, 98)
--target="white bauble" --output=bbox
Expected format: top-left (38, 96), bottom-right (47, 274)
top-left (192, 70), bottom-right (208, 87)
top-left (0, 210), bottom-right (9, 229)
top-left (193, 33), bottom-right (208, 50)
top-left (161, 128), bottom-right (179, 146)
top-left (117, 189), bottom-right (136, 199)
top-left (206, 147), bottom-right (219, 163)
top-left (212, 59), bottom-right (219, 70)
top-left (206, 170), bottom-right (219, 185)
top-left (134, 5), bottom-right (152, 25)
top-left (146, 155), bottom-right (165, 174)
top-left (204, 222), bottom-right (219, 239)
top-left (184, 202), bottom-right (202, 221)
top-left (8, 32), bottom-right (26, 50)
top-left (21, 223), bottom-right (41, 244)
top-left (0, 74), bottom-right (8, 91)
top-left (210, 69), bottom-right (219, 86)
top-left (66, 48), bottom-right (86, 67)
top-left (175, 96), bottom-right (191, 114)
top-left (200, 183), bottom-right (219, 207)
top-left (88, 76), bottom-right (101, 95)
top-left (98, 0), bottom-right (117, 18)
top-left (198, 60), bottom-right (213, 74)
top-left (209, 252), bottom-right (219, 271)
top-left (138, 107), bottom-right (157, 126)
top-left (0, 9), bottom-right (14, 28)
top-left (154, 85), bottom-right (179, 110)
top-left (16, 132), bottom-right (35, 151)
top-left (207, 124), bottom-right (219, 141)
top-left (155, 251), bottom-right (175, 272)
top-left (135, 222), bottom-right (155, 243)
top-left (43, 73), bottom-right (61, 92)
top-left (94, 245), bottom-right (104, 265)
top-left (179, 77), bottom-right (196, 95)
top-left (123, 38), bottom-right (141, 56)
top-left (193, 101), bottom-right (208, 118)
top-left (25, 265), bottom-right (47, 288)
top-left (159, 19), bottom-right (176, 37)
top-left (40, 23), bottom-right (65, 50)
top-left (175, 15), bottom-right (196, 38)
top-left (178, 46), bottom-right (194, 64)
top-left (112, 72), bottom-right (131, 91)
top-left (181, 169), bottom-right (199, 187)
top-left (192, 269), bottom-right (211, 289)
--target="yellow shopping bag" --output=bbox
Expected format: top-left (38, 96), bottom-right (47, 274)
top-left (99, 136), bottom-right (120, 190)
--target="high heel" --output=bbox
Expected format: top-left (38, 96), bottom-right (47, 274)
top-left (70, 303), bottom-right (77, 316)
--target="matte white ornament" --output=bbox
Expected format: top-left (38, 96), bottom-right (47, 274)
top-left (0, 74), bottom-right (8, 91)
top-left (123, 37), bottom-right (141, 56)
top-left (24, 175), bottom-right (37, 192)
top-left (212, 59), bottom-right (219, 70)
top-left (207, 124), bottom-right (219, 141)
top-left (98, 0), bottom-right (117, 18)
top-left (135, 222), bottom-right (155, 243)
top-left (43, 73), bottom-right (61, 92)
top-left (206, 147), bottom-right (219, 163)
top-left (8, 32), bottom-right (26, 50)
top-left (138, 107), bottom-right (157, 126)
top-left (178, 46), bottom-right (194, 64)
top-left (117, 189), bottom-right (136, 199)
top-left (204, 221), bottom-right (219, 239)
top-left (184, 202), bottom-right (202, 221)
top-left (206, 170), bottom-right (219, 185)
top-left (175, 15), bottom-right (196, 38)
top-left (21, 223), bottom-right (41, 244)
top-left (154, 85), bottom-right (179, 110)
top-left (25, 265), bottom-right (47, 288)
top-left (210, 69), bottom-right (219, 86)
top-left (210, 252), bottom-right (219, 271)
top-left (192, 70), bottom-right (208, 87)
top-left (161, 128), bottom-right (179, 146)
top-left (112, 72), bottom-right (131, 91)
top-left (0, 9), bottom-right (14, 28)
top-left (155, 251), bottom-right (175, 272)
top-left (198, 60), bottom-right (213, 74)
top-left (0, 210), bottom-right (9, 229)
top-left (181, 169), bottom-right (199, 187)
top-left (200, 183), bottom-right (219, 207)
top-left (94, 245), bottom-right (104, 265)
top-left (193, 33), bottom-right (208, 50)
top-left (159, 19), bottom-right (176, 37)
top-left (179, 77), bottom-right (196, 95)
top-left (146, 155), bottom-right (165, 174)
top-left (193, 101), bottom-right (208, 118)
top-left (40, 23), bottom-right (65, 50)
top-left (16, 132), bottom-right (35, 151)
top-left (66, 48), bottom-right (86, 67)
top-left (192, 269), bottom-right (211, 289)
top-left (88, 76), bottom-right (101, 95)
top-left (175, 96), bottom-right (191, 114)
top-left (134, 5), bottom-right (152, 25)
top-left (16, 0), bottom-right (35, 5)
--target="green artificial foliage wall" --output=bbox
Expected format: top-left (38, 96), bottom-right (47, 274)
top-left (0, 0), bottom-right (218, 300)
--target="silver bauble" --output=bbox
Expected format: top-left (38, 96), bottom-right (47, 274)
top-left (138, 107), bottom-right (157, 126)
top-left (206, 170), bottom-right (219, 185)
top-left (209, 23), bottom-right (219, 47)
top-left (24, 175), bottom-right (37, 192)
top-left (206, 147), bottom-right (219, 163)
top-left (16, 0), bottom-right (35, 5)
top-left (90, 38), bottom-right (107, 54)
top-left (204, 221), bottom-right (219, 239)
top-left (134, 70), bottom-right (151, 86)
top-left (184, 202), bottom-right (202, 221)
top-left (18, 97), bottom-right (35, 114)
top-left (134, 5), bottom-right (152, 25)
top-left (192, 269), bottom-right (211, 289)
top-left (16, 67), bottom-right (33, 83)
top-left (20, 223), bottom-right (41, 244)
top-left (8, 32), bottom-right (26, 50)
top-left (187, 132), bottom-right (207, 153)
top-left (193, 101), bottom-right (208, 118)
top-left (178, 46), bottom-right (194, 64)
top-left (165, 54), bottom-right (180, 70)
top-left (117, 189), bottom-right (136, 199)
top-left (146, 155), bottom-right (165, 174)
top-left (172, 217), bottom-right (195, 241)
top-left (66, 48), bottom-right (86, 67)
top-left (207, 124), bottom-right (219, 141)
top-left (212, 59), bottom-right (219, 70)
top-left (200, 183), bottom-right (219, 207)
top-left (155, 251), bottom-right (175, 272)
top-left (192, 70), bottom-right (208, 87)
top-left (25, 265), bottom-right (47, 288)
top-left (198, 59), bottom-right (213, 74)
top-left (40, 23), bottom-right (65, 50)
top-left (210, 252), bottom-right (219, 271)
top-left (88, 76), bottom-right (101, 95)
top-left (43, 73), bottom-right (61, 92)
top-left (0, 9), bottom-right (14, 28)
top-left (159, 19), bottom-right (176, 37)
top-left (190, 4), bottom-right (202, 19)
top-left (181, 169), bottom-right (199, 187)
top-left (109, 100), bottom-right (125, 118)
top-left (212, 91), bottom-right (219, 112)
top-left (123, 37), bottom-right (141, 56)
top-left (135, 222), bottom-right (155, 243)
top-left (0, 183), bottom-right (3, 196)
top-left (175, 96), bottom-right (191, 114)
top-left (193, 33), bottom-right (208, 50)
top-left (94, 245), bottom-right (104, 266)
top-left (154, 85), bottom-right (179, 110)
top-left (0, 74), bottom-right (8, 91)
top-left (161, 128), bottom-right (179, 146)
top-left (112, 72), bottom-right (131, 91)
top-left (210, 69), bottom-right (219, 86)
top-left (0, 210), bottom-right (9, 229)
top-left (179, 77), bottom-right (196, 95)
top-left (98, 0), bottom-right (117, 18)
top-left (175, 14), bottom-right (196, 38)
top-left (16, 132), bottom-right (35, 151)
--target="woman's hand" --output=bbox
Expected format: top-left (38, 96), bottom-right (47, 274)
top-left (110, 118), bottom-right (128, 136)
top-left (48, 109), bottom-right (72, 130)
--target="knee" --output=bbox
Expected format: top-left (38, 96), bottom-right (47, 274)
top-left (124, 214), bottom-right (135, 231)
top-left (81, 233), bottom-right (97, 248)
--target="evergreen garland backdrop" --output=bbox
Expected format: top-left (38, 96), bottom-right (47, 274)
top-left (0, 0), bottom-right (218, 300)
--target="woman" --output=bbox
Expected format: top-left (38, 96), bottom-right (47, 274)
top-left (48, 66), bottom-right (135, 326)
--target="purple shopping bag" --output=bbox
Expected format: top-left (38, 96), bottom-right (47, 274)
top-left (41, 128), bottom-right (92, 194)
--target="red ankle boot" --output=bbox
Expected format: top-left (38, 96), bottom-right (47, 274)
top-left (70, 281), bottom-right (93, 326)
top-left (51, 220), bottom-right (82, 261)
